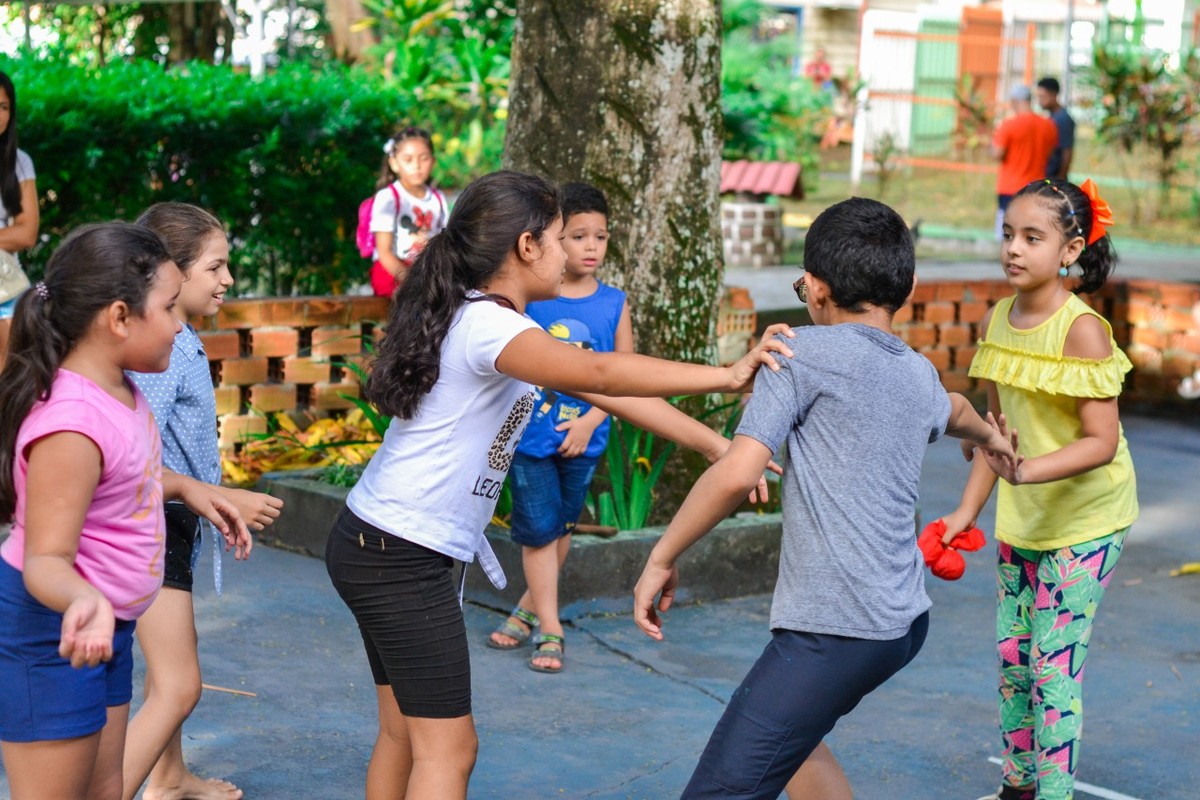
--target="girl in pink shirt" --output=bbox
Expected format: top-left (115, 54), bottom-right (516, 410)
top-left (0, 223), bottom-right (248, 800)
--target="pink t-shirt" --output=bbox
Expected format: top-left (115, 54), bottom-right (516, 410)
top-left (1, 369), bottom-right (165, 620)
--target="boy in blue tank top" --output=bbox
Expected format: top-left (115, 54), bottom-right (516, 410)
top-left (485, 183), bottom-right (633, 673)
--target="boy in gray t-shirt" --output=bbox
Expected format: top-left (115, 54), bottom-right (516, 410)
top-left (633, 198), bottom-right (1016, 800)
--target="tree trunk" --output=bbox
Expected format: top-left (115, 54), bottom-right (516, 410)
top-left (325, 0), bottom-right (378, 65)
top-left (504, 0), bottom-right (724, 366)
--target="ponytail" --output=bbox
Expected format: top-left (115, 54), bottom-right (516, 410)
top-left (367, 170), bottom-right (560, 419)
top-left (1014, 178), bottom-right (1116, 295)
top-left (0, 222), bottom-right (173, 521)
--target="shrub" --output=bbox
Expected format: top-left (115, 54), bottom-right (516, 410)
top-left (3, 56), bottom-right (502, 294)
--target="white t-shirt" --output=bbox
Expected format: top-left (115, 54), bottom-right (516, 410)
top-left (0, 149), bottom-right (36, 229)
top-left (347, 296), bottom-right (540, 587)
top-left (368, 181), bottom-right (447, 263)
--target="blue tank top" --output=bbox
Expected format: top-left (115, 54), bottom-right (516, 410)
top-left (517, 282), bottom-right (626, 459)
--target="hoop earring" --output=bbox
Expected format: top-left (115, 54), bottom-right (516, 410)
top-left (1058, 265), bottom-right (1069, 278)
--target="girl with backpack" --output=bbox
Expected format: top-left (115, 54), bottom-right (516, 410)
top-left (360, 126), bottom-right (447, 297)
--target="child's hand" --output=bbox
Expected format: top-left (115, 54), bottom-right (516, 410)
top-left (217, 486), bottom-right (283, 532)
top-left (555, 416), bottom-right (602, 458)
top-left (979, 414), bottom-right (1025, 484)
top-left (633, 557), bottom-right (679, 640)
top-left (726, 324), bottom-right (796, 392)
top-left (59, 592), bottom-right (114, 668)
top-left (179, 481), bottom-right (253, 561)
top-left (938, 509), bottom-right (979, 546)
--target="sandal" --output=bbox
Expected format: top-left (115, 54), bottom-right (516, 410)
top-left (485, 607), bottom-right (538, 650)
top-left (528, 633), bottom-right (565, 674)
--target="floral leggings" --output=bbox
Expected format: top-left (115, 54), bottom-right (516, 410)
top-left (994, 528), bottom-right (1127, 800)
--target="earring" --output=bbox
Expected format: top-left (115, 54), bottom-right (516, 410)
top-left (1058, 264), bottom-right (1069, 278)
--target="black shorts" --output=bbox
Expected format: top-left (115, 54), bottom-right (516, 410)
top-left (163, 504), bottom-right (201, 592)
top-left (324, 507), bottom-right (471, 719)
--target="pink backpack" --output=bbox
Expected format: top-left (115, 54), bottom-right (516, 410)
top-left (355, 184), bottom-right (401, 259)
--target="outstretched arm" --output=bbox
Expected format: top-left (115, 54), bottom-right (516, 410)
top-left (633, 435), bottom-right (775, 640)
top-left (496, 324), bottom-right (795, 399)
top-left (163, 472), bottom-right (253, 560)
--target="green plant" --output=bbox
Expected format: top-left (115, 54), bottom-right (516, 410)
top-left (871, 131), bottom-right (901, 197)
top-left (720, 0), bottom-right (826, 177)
top-left (322, 462), bottom-right (368, 488)
top-left (3, 52), bottom-right (506, 295)
top-left (589, 398), bottom-right (746, 531)
top-left (591, 417), bottom-right (677, 531)
top-left (1089, 44), bottom-right (1200, 221)
top-left (952, 73), bottom-right (994, 156)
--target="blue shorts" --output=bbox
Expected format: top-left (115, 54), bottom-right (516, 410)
top-left (509, 452), bottom-right (599, 547)
top-left (0, 559), bottom-right (136, 743)
top-left (682, 612), bottom-right (929, 799)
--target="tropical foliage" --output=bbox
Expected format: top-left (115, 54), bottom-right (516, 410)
top-left (1089, 44), bottom-right (1200, 221)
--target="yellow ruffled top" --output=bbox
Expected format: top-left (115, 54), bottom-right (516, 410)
top-left (968, 294), bottom-right (1138, 550)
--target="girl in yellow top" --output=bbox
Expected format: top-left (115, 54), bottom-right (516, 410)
top-left (938, 178), bottom-right (1137, 800)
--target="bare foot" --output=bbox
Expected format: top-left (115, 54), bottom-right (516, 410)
top-left (143, 773), bottom-right (244, 800)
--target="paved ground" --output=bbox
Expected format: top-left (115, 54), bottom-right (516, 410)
top-left (3, 415), bottom-right (1195, 799)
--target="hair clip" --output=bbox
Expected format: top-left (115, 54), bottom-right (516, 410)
top-left (382, 138), bottom-right (395, 155)
top-left (1079, 179), bottom-right (1114, 244)
top-left (34, 281), bottom-right (50, 300)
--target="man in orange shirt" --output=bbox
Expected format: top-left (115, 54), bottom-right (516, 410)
top-left (991, 85), bottom-right (1058, 238)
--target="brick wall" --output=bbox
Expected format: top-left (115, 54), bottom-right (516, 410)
top-left (892, 278), bottom-right (1200, 409)
top-left (191, 295), bottom-right (388, 449)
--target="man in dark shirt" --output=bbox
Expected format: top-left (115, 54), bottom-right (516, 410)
top-left (1037, 77), bottom-right (1075, 180)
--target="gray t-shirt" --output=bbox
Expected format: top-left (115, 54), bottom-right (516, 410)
top-left (1, 149), bottom-right (36, 228)
top-left (737, 324), bottom-right (951, 640)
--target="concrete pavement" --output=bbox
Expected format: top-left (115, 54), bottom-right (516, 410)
top-left (3, 415), bottom-right (1194, 799)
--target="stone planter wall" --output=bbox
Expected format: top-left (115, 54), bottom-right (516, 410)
top-left (721, 201), bottom-right (784, 268)
top-left (258, 473), bottom-right (782, 617)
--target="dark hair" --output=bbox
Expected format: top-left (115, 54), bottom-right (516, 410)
top-left (0, 71), bottom-right (23, 218)
top-left (376, 126), bottom-right (435, 190)
top-left (560, 182), bottom-right (609, 223)
top-left (803, 197), bottom-right (914, 313)
top-left (136, 202), bottom-right (224, 272)
top-left (367, 170), bottom-right (560, 420)
top-left (1036, 77), bottom-right (1061, 95)
top-left (0, 222), bottom-right (175, 521)
top-left (1013, 179), bottom-right (1116, 295)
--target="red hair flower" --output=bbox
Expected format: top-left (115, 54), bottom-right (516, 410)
top-left (1079, 178), bottom-right (1114, 245)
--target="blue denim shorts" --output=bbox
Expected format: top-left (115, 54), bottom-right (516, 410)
top-left (682, 612), bottom-right (929, 799)
top-left (509, 452), bottom-right (599, 547)
top-left (0, 559), bottom-right (136, 743)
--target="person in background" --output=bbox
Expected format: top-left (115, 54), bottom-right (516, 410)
top-left (122, 203), bottom-right (282, 800)
top-left (0, 70), bottom-right (39, 369)
top-left (804, 46), bottom-right (833, 91)
top-left (368, 126), bottom-right (448, 297)
top-left (1037, 77), bottom-right (1075, 181)
top-left (991, 85), bottom-right (1057, 240)
top-left (485, 182), bottom-right (633, 673)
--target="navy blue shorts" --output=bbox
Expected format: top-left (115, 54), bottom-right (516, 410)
top-left (509, 452), bottom-right (599, 547)
top-left (682, 612), bottom-right (930, 799)
top-left (324, 507), bottom-right (472, 719)
top-left (0, 559), bottom-right (136, 743)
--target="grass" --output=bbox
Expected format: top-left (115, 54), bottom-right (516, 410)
top-left (783, 138), bottom-right (1200, 247)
